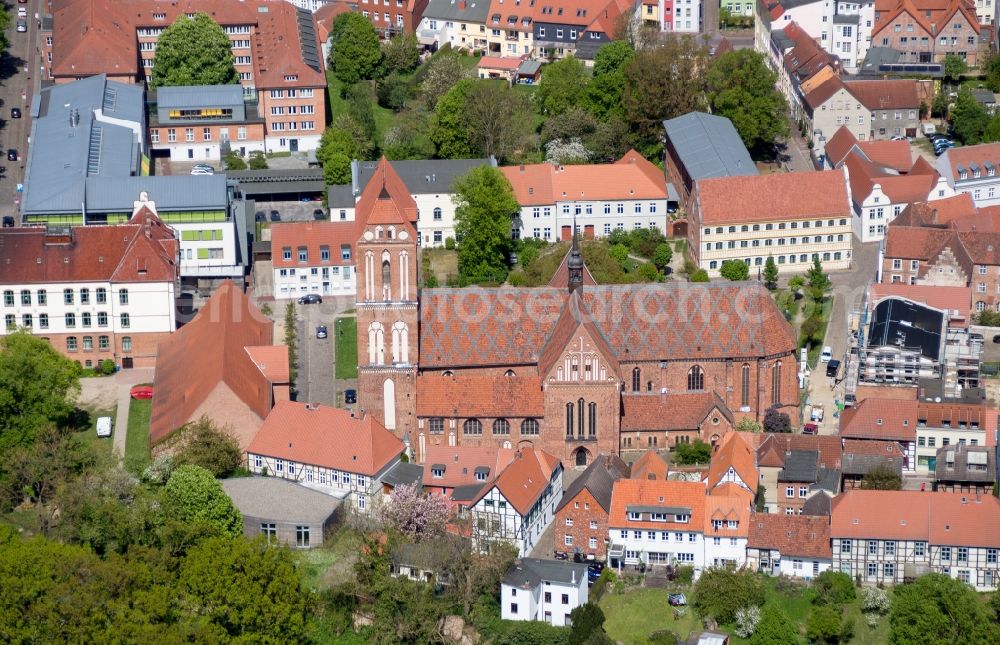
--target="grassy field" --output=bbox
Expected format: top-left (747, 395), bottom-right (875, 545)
top-left (294, 528), bottom-right (364, 591)
top-left (600, 588), bottom-right (700, 643)
top-left (425, 248), bottom-right (459, 285)
top-left (75, 406), bottom-right (116, 459)
top-left (334, 316), bottom-right (358, 379)
top-left (124, 396), bottom-right (152, 471)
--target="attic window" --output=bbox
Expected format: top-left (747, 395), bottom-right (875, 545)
top-left (153, 12), bottom-right (165, 20)
top-left (876, 418), bottom-right (883, 425)
top-left (902, 420), bottom-right (908, 426)
top-left (576, 8), bottom-right (587, 16)
top-left (284, 75), bottom-right (298, 82)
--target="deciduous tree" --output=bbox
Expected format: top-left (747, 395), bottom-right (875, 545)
top-left (381, 33), bottom-right (420, 75)
top-left (418, 49), bottom-right (474, 109)
top-left (763, 406), bottom-right (791, 433)
top-left (464, 82), bottom-right (533, 162)
top-left (453, 167), bottom-right (519, 283)
top-left (430, 79), bottom-right (475, 159)
top-left (537, 56), bottom-right (590, 116)
top-left (951, 87), bottom-right (990, 145)
top-left (861, 463), bottom-right (902, 490)
top-left (652, 243), bottom-right (673, 271)
top-left (693, 568), bottom-right (766, 624)
top-left (329, 13), bottom-right (383, 84)
top-left (706, 50), bottom-right (789, 153)
top-left (169, 416), bottom-right (242, 478)
top-left (151, 13), bottom-right (238, 87)
top-left (751, 605), bottom-right (799, 645)
top-left (720, 259), bottom-right (750, 281)
top-left (161, 465), bottom-right (242, 538)
top-left (378, 482), bottom-right (450, 541)
top-left (889, 573), bottom-right (1000, 644)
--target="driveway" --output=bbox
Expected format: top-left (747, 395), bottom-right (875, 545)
top-left (294, 298), bottom-right (353, 406)
top-left (110, 367), bottom-right (155, 458)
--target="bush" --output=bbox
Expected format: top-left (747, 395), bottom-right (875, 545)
top-left (98, 359), bottom-right (116, 376)
top-left (692, 568), bottom-right (765, 625)
top-left (719, 259), bottom-right (750, 281)
top-left (861, 586), bottom-right (890, 615)
top-left (735, 605), bottom-right (762, 638)
top-left (674, 565), bottom-right (694, 585)
top-left (223, 152), bottom-right (247, 170)
top-left (763, 406), bottom-right (791, 433)
top-left (689, 269), bottom-right (709, 282)
top-left (813, 571), bottom-right (856, 606)
top-left (248, 151), bottom-right (268, 169)
top-left (445, 237), bottom-right (456, 250)
top-left (647, 631), bottom-right (679, 645)
top-left (496, 621), bottom-right (570, 644)
top-left (673, 440), bottom-right (712, 465)
top-left (591, 568), bottom-right (615, 600)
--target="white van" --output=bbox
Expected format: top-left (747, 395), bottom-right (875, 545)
top-left (922, 122), bottom-right (936, 137)
top-left (96, 416), bottom-right (113, 438)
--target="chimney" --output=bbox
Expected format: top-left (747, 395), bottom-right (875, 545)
top-left (571, 568), bottom-right (576, 584)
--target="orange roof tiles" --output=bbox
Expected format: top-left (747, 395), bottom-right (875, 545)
top-left (839, 397), bottom-right (918, 441)
top-left (270, 221), bottom-right (358, 269)
top-left (422, 444), bottom-right (516, 489)
top-left (245, 345), bottom-right (290, 383)
top-left (894, 193), bottom-right (977, 228)
top-left (950, 206), bottom-right (1000, 232)
top-left (824, 127), bottom-right (860, 168)
top-left (706, 431), bottom-right (758, 492)
top-left (942, 142), bottom-right (1000, 180)
top-left (415, 374), bottom-right (545, 418)
top-left (804, 77), bottom-right (847, 110)
top-left (694, 170), bottom-right (850, 225)
top-left (622, 392), bottom-right (731, 431)
top-left (844, 80), bottom-right (919, 111)
top-left (704, 491), bottom-right (752, 538)
top-left (755, 433), bottom-right (843, 470)
top-left (473, 448), bottom-right (562, 516)
top-left (873, 0), bottom-right (980, 39)
top-left (831, 489), bottom-right (1000, 547)
top-left (856, 140), bottom-right (914, 171)
top-left (477, 56), bottom-right (524, 71)
top-left (248, 401), bottom-right (404, 476)
top-left (630, 450), bottom-right (669, 481)
top-left (500, 151), bottom-right (667, 207)
top-left (150, 281), bottom-right (282, 445)
top-left (748, 514), bottom-right (831, 558)
top-left (609, 479), bottom-right (706, 530)
top-left (0, 208), bottom-right (178, 284)
top-left (883, 226), bottom-right (962, 261)
top-left (869, 283), bottom-right (971, 328)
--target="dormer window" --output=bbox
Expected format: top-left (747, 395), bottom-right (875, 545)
top-left (154, 12), bottom-right (166, 20)
top-left (284, 74), bottom-right (298, 82)
top-left (628, 511), bottom-right (642, 521)
top-left (674, 514), bottom-right (690, 523)
top-left (974, 170), bottom-right (981, 178)
top-left (650, 513), bottom-right (667, 522)
top-left (959, 170), bottom-right (968, 180)
top-left (432, 467), bottom-right (444, 478)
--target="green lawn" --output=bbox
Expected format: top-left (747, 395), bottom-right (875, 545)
top-left (76, 406), bottom-right (116, 459)
top-left (600, 588), bottom-right (700, 643)
top-left (124, 396), bottom-right (152, 471)
top-left (295, 528), bottom-right (363, 591)
top-left (334, 317), bottom-right (358, 380)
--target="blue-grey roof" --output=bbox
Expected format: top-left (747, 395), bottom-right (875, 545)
top-left (503, 558), bottom-right (588, 588)
top-left (421, 0), bottom-right (491, 22)
top-left (329, 158), bottom-right (497, 205)
top-left (85, 175), bottom-right (229, 212)
top-left (24, 75), bottom-right (146, 215)
top-left (156, 85), bottom-right (245, 109)
top-left (221, 477), bottom-right (340, 524)
top-left (779, 450), bottom-right (819, 483)
top-left (663, 112), bottom-right (757, 181)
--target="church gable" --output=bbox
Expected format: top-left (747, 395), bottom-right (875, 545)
top-left (541, 321), bottom-right (620, 385)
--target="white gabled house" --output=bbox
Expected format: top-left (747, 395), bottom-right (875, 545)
top-left (469, 448), bottom-right (563, 556)
top-left (501, 558), bottom-right (588, 626)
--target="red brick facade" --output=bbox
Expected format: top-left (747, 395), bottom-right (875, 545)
top-left (45, 330), bottom-right (169, 369)
top-left (554, 488), bottom-right (610, 559)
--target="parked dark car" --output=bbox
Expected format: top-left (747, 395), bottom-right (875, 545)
top-left (7, 149), bottom-right (17, 161)
top-left (2, 216), bottom-right (14, 228)
top-left (297, 294), bottom-right (322, 305)
top-left (316, 325), bottom-right (328, 339)
top-left (10, 108), bottom-right (20, 119)
top-left (254, 211), bottom-right (266, 222)
top-left (345, 389), bottom-right (357, 405)
top-left (269, 210), bottom-right (281, 222)
top-left (993, 334), bottom-right (1000, 344)
top-left (313, 208), bottom-right (325, 220)
top-left (826, 359), bottom-right (841, 378)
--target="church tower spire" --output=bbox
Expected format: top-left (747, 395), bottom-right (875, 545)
top-left (568, 215), bottom-right (584, 294)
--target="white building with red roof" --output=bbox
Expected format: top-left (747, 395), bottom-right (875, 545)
top-left (0, 204), bottom-right (178, 369)
top-left (468, 447), bottom-right (563, 555)
top-left (935, 142), bottom-right (1000, 207)
top-left (247, 400), bottom-right (405, 512)
top-left (831, 489), bottom-right (1000, 590)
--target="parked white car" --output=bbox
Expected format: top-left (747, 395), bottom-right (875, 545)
top-left (820, 346), bottom-right (833, 363)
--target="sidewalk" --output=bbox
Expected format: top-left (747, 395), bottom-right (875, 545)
top-left (110, 367), bottom-right (154, 458)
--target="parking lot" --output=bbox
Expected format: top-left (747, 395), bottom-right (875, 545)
top-left (292, 297), bottom-right (354, 406)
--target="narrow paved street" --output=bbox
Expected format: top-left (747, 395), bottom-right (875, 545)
top-left (0, 0), bottom-right (42, 218)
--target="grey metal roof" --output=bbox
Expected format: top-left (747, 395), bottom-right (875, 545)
top-left (771, 29), bottom-right (794, 52)
top-left (221, 476), bottom-right (341, 523)
top-left (778, 450), bottom-right (819, 482)
top-left (801, 493), bottom-right (832, 516)
top-left (833, 13), bottom-right (860, 23)
top-left (663, 112), bottom-right (757, 182)
top-left (555, 455), bottom-right (627, 514)
top-left (575, 40), bottom-right (604, 61)
top-left (328, 184), bottom-right (356, 209)
top-left (935, 445), bottom-right (996, 483)
top-left (451, 483), bottom-right (485, 501)
top-left (24, 75), bottom-right (146, 214)
top-left (518, 60), bottom-right (542, 75)
top-left (382, 461), bottom-right (425, 488)
top-left (503, 558), bottom-right (588, 588)
top-left (346, 157), bottom-right (496, 197)
top-left (85, 175), bottom-right (229, 212)
top-left (973, 89), bottom-right (997, 105)
top-left (155, 85), bottom-right (245, 109)
top-left (421, 0), bottom-right (491, 22)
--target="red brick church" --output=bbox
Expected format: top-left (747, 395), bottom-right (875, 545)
top-left (353, 160), bottom-right (800, 465)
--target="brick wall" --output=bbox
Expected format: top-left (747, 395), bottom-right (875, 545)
top-left (554, 488), bottom-right (610, 559)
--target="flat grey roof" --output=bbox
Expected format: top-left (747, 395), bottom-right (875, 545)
top-left (382, 462), bottom-right (424, 488)
top-left (663, 112), bottom-right (757, 181)
top-left (503, 558), bottom-right (588, 588)
top-left (221, 476), bottom-right (341, 523)
top-left (86, 175), bottom-right (229, 212)
top-left (421, 0), bottom-right (491, 22)
top-left (155, 84), bottom-right (245, 109)
top-left (352, 157), bottom-right (496, 196)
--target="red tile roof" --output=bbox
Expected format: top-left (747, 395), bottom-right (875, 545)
top-left (477, 56), bottom-right (524, 71)
top-left (869, 283), bottom-right (971, 328)
top-left (419, 283), bottom-right (797, 368)
top-left (472, 448), bottom-right (561, 516)
top-left (150, 281), bottom-right (282, 444)
top-left (536, 290), bottom-right (620, 379)
top-left (856, 140), bottom-right (914, 172)
top-left (245, 345), bottom-right (290, 383)
top-left (950, 206), bottom-right (1000, 232)
top-left (548, 245), bottom-right (598, 288)
top-left (707, 431), bottom-right (758, 492)
top-left (622, 392), bottom-right (732, 431)
top-left (883, 226), bottom-right (960, 261)
top-left (501, 151), bottom-right (667, 206)
top-left (0, 208), bottom-right (178, 284)
top-left (51, 0), bottom-right (325, 88)
top-left (608, 479), bottom-right (707, 530)
top-left (831, 489), bottom-right (1000, 547)
top-left (248, 401), bottom-right (403, 476)
top-left (754, 433), bottom-right (843, 470)
top-left (824, 127), bottom-right (859, 168)
top-left (873, 0), bottom-right (980, 39)
top-left (270, 221), bottom-right (356, 269)
top-left (694, 170), bottom-right (850, 225)
top-left (941, 142), bottom-right (1000, 181)
top-left (704, 491), bottom-right (752, 538)
top-left (748, 514), bottom-right (832, 559)
top-left (804, 77), bottom-right (847, 110)
top-left (839, 397), bottom-right (918, 441)
top-left (957, 231), bottom-right (1000, 265)
top-left (844, 80), bottom-right (919, 111)
top-left (415, 374), bottom-right (544, 417)
top-left (893, 194), bottom-right (977, 227)
top-left (422, 444), bottom-right (516, 489)
top-left (630, 450), bottom-right (668, 481)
